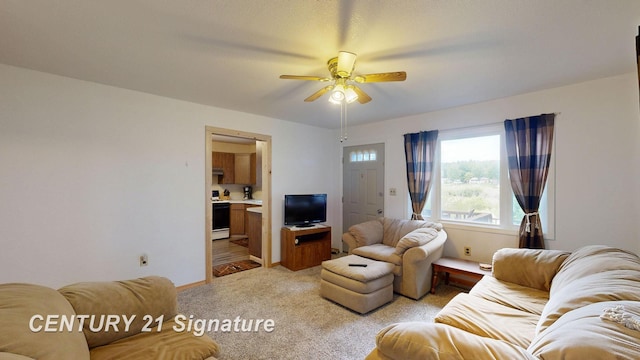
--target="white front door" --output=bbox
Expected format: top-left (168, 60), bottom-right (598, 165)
top-left (342, 143), bottom-right (385, 250)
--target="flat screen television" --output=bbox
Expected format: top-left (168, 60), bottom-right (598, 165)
top-left (284, 194), bottom-right (327, 227)
top-left (636, 26), bottom-right (639, 107)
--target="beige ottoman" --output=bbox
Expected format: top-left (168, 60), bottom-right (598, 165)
top-left (320, 255), bottom-right (394, 314)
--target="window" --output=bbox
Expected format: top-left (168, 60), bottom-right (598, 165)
top-left (440, 135), bottom-right (500, 224)
top-left (349, 149), bottom-right (377, 162)
top-left (419, 124), bottom-right (554, 237)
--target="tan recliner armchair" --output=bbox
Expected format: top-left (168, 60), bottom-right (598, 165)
top-left (342, 218), bottom-right (447, 300)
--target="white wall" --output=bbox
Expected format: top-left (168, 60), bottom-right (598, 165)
top-left (0, 64), bottom-right (338, 288)
top-left (338, 73), bottom-right (640, 263)
top-left (2, 63), bottom-right (638, 287)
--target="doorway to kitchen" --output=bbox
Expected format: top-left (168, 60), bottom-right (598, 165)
top-left (204, 126), bottom-right (272, 284)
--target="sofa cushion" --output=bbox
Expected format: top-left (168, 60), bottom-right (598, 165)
top-left (370, 322), bottom-right (536, 360)
top-left (435, 293), bottom-right (539, 348)
top-left (469, 276), bottom-right (549, 315)
top-left (0, 354), bottom-right (36, 360)
top-left (492, 247), bottom-right (569, 292)
top-left (537, 246), bottom-right (640, 334)
top-left (537, 270), bottom-right (640, 334)
top-left (0, 283), bottom-right (90, 360)
top-left (348, 219), bottom-right (383, 247)
top-left (550, 245), bottom-right (640, 297)
top-left (353, 244), bottom-right (403, 266)
top-left (322, 255), bottom-right (395, 283)
top-left (58, 276), bottom-right (178, 349)
top-left (393, 228), bottom-right (439, 256)
top-left (528, 301), bottom-right (640, 359)
top-left (381, 218), bottom-right (441, 247)
top-left (89, 318), bottom-right (219, 360)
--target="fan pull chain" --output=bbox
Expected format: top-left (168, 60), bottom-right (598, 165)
top-left (340, 102), bottom-right (348, 142)
top-left (340, 102), bottom-right (344, 142)
top-left (344, 102), bottom-right (348, 141)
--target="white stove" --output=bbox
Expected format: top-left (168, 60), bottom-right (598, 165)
top-left (212, 229), bottom-right (229, 240)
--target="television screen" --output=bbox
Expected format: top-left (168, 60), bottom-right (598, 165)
top-left (284, 194), bottom-right (327, 227)
top-left (636, 26), bottom-right (639, 107)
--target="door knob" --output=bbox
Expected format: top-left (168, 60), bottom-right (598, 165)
top-left (377, 209), bottom-right (383, 215)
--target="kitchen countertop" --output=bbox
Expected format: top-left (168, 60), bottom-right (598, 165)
top-left (230, 199), bottom-right (262, 205)
top-left (211, 199), bottom-right (262, 205)
top-left (246, 206), bottom-right (262, 214)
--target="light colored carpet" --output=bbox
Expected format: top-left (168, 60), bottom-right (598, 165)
top-left (178, 264), bottom-right (463, 360)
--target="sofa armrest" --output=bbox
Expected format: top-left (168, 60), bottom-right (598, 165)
top-left (398, 230), bottom-right (447, 299)
top-left (366, 322), bottom-right (536, 360)
top-left (0, 283), bottom-right (91, 360)
top-left (342, 232), bottom-right (358, 254)
top-left (492, 248), bottom-right (569, 292)
top-left (402, 231), bottom-right (447, 265)
top-left (342, 219), bottom-right (384, 254)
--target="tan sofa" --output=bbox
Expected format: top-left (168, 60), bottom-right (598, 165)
top-left (342, 218), bottom-right (447, 300)
top-left (366, 245), bottom-right (640, 359)
top-left (0, 276), bottom-right (219, 360)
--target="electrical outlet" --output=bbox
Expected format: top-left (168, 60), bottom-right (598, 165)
top-left (389, 188), bottom-right (397, 196)
top-left (464, 247), bottom-right (471, 256)
top-left (140, 254), bottom-right (148, 266)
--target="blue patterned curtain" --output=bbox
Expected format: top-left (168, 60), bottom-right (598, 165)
top-left (404, 130), bottom-right (438, 220)
top-left (504, 114), bottom-right (555, 249)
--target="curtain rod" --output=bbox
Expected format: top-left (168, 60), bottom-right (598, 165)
top-left (403, 112), bottom-right (561, 136)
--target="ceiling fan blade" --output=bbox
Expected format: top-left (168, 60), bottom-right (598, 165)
top-left (352, 86), bottom-right (372, 104)
top-left (353, 71), bottom-right (407, 83)
top-left (336, 51), bottom-right (357, 78)
top-left (304, 85), bottom-right (334, 102)
top-left (280, 75), bottom-right (331, 81)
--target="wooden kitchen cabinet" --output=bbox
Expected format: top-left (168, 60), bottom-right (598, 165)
top-left (234, 153), bottom-right (257, 185)
top-left (230, 203), bottom-right (261, 235)
top-left (234, 154), bottom-right (251, 185)
top-left (213, 151), bottom-right (256, 185)
top-left (212, 152), bottom-right (235, 184)
top-left (230, 203), bottom-right (245, 235)
top-left (247, 209), bottom-right (262, 258)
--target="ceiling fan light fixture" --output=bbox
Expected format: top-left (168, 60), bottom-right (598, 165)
top-left (344, 85), bottom-right (358, 104)
top-left (336, 51), bottom-right (357, 77)
top-left (329, 85), bottom-right (345, 104)
top-left (329, 78), bottom-right (348, 104)
top-left (279, 50), bottom-right (407, 141)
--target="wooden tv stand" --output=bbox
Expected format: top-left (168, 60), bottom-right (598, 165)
top-left (281, 225), bottom-right (331, 271)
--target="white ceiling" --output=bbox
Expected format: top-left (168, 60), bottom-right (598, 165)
top-left (2, 1), bottom-right (639, 129)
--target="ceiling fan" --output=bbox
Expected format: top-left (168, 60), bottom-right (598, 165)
top-left (279, 51), bottom-right (407, 104)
